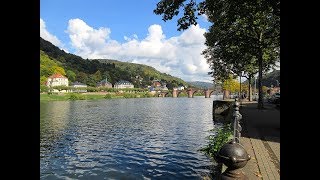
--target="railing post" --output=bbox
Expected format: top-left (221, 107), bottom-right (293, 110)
top-left (215, 98), bottom-right (250, 180)
top-left (232, 99), bottom-right (242, 143)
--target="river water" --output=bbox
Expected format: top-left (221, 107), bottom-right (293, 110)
top-left (40, 95), bottom-right (223, 179)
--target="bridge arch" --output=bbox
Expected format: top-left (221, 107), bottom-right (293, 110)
top-left (188, 89), bottom-right (205, 98)
top-left (204, 89), bottom-right (215, 98)
top-left (158, 91), bottom-right (169, 97)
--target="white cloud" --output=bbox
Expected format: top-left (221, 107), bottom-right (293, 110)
top-left (201, 14), bottom-right (209, 22)
top-left (40, 18), bottom-right (63, 48)
top-left (67, 18), bottom-right (111, 55)
top-left (66, 18), bottom-right (211, 82)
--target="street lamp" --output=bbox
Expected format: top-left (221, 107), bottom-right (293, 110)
top-left (239, 71), bottom-right (244, 105)
top-left (254, 76), bottom-right (257, 97)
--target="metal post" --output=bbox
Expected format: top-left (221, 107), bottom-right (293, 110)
top-left (254, 77), bottom-right (257, 99)
top-left (239, 75), bottom-right (242, 105)
top-left (233, 99), bottom-right (242, 143)
top-left (216, 99), bottom-right (250, 180)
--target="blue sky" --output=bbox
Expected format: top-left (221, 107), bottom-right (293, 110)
top-left (40, 0), bottom-right (214, 82)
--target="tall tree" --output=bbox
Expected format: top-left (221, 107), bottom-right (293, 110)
top-left (66, 70), bottom-right (76, 83)
top-left (154, 0), bottom-right (280, 109)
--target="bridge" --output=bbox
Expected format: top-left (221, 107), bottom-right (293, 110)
top-left (157, 88), bottom-right (221, 98)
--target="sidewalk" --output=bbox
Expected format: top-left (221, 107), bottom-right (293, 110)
top-left (239, 101), bottom-right (280, 179)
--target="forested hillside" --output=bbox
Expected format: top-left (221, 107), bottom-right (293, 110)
top-left (243, 70), bottom-right (280, 88)
top-left (40, 37), bottom-right (189, 89)
top-left (187, 81), bottom-right (214, 89)
top-left (261, 70), bottom-right (280, 87)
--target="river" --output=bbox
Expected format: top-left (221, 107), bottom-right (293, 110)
top-left (40, 95), bottom-right (223, 179)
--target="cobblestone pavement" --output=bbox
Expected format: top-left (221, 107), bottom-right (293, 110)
top-left (239, 101), bottom-right (280, 180)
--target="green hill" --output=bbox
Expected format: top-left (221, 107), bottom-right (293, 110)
top-left (187, 81), bottom-right (214, 89)
top-left (40, 37), bottom-right (189, 89)
top-left (261, 70), bottom-right (280, 87)
top-left (244, 70), bottom-right (280, 87)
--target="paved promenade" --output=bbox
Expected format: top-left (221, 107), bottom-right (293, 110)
top-left (239, 101), bottom-right (280, 179)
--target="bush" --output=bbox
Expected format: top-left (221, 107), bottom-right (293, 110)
top-left (123, 93), bottom-right (136, 98)
top-left (200, 123), bottom-right (233, 158)
top-left (141, 93), bottom-right (153, 98)
top-left (40, 85), bottom-right (49, 93)
top-left (69, 93), bottom-right (86, 100)
top-left (104, 94), bottom-right (112, 99)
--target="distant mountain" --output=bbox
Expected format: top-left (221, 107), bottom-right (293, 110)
top-left (187, 81), bottom-right (214, 89)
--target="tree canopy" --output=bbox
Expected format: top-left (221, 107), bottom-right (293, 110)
top-left (154, 0), bottom-right (280, 108)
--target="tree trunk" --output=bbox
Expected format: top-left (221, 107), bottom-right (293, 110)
top-left (257, 49), bottom-right (264, 109)
top-left (248, 75), bottom-right (252, 101)
top-left (223, 90), bottom-right (230, 100)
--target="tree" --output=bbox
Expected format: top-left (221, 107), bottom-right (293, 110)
top-left (40, 76), bottom-right (47, 85)
top-left (66, 70), bottom-right (76, 83)
top-left (154, 0), bottom-right (280, 109)
top-left (222, 76), bottom-right (240, 93)
top-left (53, 66), bottom-right (66, 76)
top-left (76, 72), bottom-right (88, 84)
top-left (93, 70), bottom-right (102, 82)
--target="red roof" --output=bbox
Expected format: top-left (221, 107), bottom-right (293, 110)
top-left (48, 73), bottom-right (67, 79)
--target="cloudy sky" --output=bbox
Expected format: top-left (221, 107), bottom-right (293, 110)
top-left (40, 0), bottom-right (214, 82)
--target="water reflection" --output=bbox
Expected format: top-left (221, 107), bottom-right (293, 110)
top-left (41, 97), bottom-right (219, 179)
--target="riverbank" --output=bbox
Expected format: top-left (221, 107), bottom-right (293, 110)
top-left (40, 92), bottom-right (155, 101)
top-left (41, 93), bottom-right (103, 101)
top-left (40, 91), bottom-right (207, 101)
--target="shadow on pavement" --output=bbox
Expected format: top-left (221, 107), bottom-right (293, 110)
top-left (240, 102), bottom-right (280, 143)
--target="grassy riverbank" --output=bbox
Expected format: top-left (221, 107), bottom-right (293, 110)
top-left (40, 92), bottom-right (156, 101)
top-left (40, 93), bottom-right (105, 101)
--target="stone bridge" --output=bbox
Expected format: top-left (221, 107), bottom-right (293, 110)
top-left (172, 88), bottom-right (216, 98)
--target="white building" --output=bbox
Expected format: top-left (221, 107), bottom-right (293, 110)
top-left (114, 80), bottom-right (134, 89)
top-left (177, 86), bottom-right (185, 90)
top-left (46, 74), bottom-right (68, 87)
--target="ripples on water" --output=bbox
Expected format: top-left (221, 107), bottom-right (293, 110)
top-left (40, 95), bottom-right (223, 179)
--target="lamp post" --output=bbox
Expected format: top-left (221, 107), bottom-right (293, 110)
top-left (239, 76), bottom-right (241, 103)
top-left (254, 76), bottom-right (257, 101)
top-left (239, 71), bottom-right (244, 105)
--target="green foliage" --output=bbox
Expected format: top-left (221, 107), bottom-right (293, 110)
top-left (53, 66), bottom-right (66, 76)
top-left (200, 123), bottom-right (233, 158)
top-left (40, 50), bottom-right (67, 86)
top-left (53, 85), bottom-right (69, 92)
top-left (142, 93), bottom-right (153, 98)
top-left (153, 0), bottom-right (280, 109)
top-left (40, 85), bottom-right (49, 93)
top-left (95, 59), bottom-right (189, 88)
top-left (66, 70), bottom-right (76, 82)
top-left (123, 93), bottom-right (137, 98)
top-left (99, 87), bottom-right (116, 92)
top-left (68, 93), bottom-right (86, 100)
top-left (86, 86), bottom-right (99, 92)
top-left (40, 76), bottom-right (47, 85)
top-left (262, 86), bottom-right (268, 94)
top-left (222, 77), bottom-right (240, 93)
top-left (261, 70), bottom-right (280, 87)
top-left (104, 94), bottom-right (112, 99)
